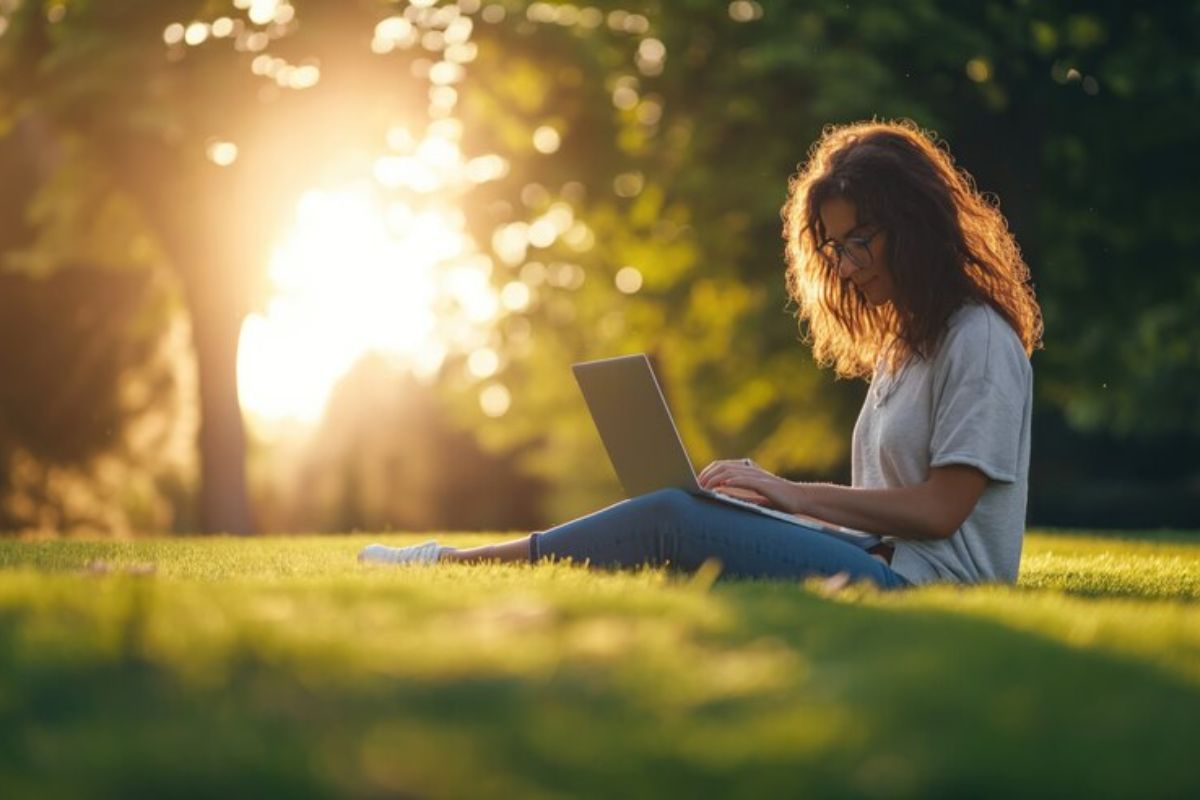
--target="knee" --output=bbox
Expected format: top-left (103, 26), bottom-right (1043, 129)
top-left (632, 487), bottom-right (698, 522)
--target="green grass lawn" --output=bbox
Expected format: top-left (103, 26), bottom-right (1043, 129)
top-left (1, 530), bottom-right (1198, 799)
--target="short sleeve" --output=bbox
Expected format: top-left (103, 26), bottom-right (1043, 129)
top-left (930, 377), bottom-right (1024, 482)
top-left (929, 308), bottom-right (1030, 483)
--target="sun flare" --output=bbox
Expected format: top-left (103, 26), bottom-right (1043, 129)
top-left (237, 185), bottom-right (497, 426)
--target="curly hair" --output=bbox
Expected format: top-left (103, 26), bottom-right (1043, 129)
top-left (782, 119), bottom-right (1043, 378)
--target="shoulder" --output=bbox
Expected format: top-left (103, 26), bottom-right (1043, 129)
top-left (933, 302), bottom-right (1031, 391)
top-left (941, 302), bottom-right (1027, 363)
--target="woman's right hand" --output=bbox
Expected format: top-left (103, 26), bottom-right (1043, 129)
top-left (699, 458), bottom-right (798, 512)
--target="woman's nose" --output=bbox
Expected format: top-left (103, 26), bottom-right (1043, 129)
top-left (837, 256), bottom-right (861, 280)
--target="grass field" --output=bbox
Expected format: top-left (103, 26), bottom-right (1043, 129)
top-left (2, 530), bottom-right (1198, 799)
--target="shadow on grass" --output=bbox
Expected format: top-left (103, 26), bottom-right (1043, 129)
top-left (2, 577), bottom-right (1198, 799)
top-left (714, 583), bottom-right (1200, 797)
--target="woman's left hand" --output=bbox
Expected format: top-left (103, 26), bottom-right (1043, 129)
top-left (698, 459), bottom-right (797, 513)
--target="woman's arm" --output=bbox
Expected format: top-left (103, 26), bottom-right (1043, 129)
top-left (699, 461), bottom-right (988, 541)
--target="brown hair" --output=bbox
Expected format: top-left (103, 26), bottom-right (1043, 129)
top-left (782, 119), bottom-right (1043, 378)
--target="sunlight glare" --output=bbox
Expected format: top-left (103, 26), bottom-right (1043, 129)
top-left (237, 185), bottom-right (495, 426)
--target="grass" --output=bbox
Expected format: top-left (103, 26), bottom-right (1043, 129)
top-left (1, 530), bottom-right (1198, 798)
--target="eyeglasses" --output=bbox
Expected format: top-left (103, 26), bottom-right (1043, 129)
top-left (817, 228), bottom-right (882, 272)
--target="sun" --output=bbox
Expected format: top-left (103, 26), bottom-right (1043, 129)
top-left (236, 184), bottom-right (497, 427)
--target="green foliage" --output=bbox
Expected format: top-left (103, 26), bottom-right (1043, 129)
top-left (0, 68), bottom-right (193, 533)
top-left (0, 267), bottom-right (194, 532)
top-left (463, 0), bottom-right (1200, 520)
top-left (453, 3), bottom-right (868, 517)
top-left (0, 530), bottom-right (1198, 797)
top-left (0, 0), bottom-right (1197, 531)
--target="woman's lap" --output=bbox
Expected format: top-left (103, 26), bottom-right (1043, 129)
top-left (531, 488), bottom-right (911, 590)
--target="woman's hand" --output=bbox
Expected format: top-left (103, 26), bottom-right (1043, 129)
top-left (709, 485), bottom-right (772, 506)
top-left (698, 459), bottom-right (797, 513)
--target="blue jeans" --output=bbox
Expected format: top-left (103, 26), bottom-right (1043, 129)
top-left (529, 488), bottom-right (912, 590)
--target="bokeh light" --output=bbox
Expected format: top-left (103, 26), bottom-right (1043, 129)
top-left (467, 347), bottom-right (500, 378)
top-left (184, 22), bottom-right (209, 46)
top-left (615, 266), bottom-right (643, 294)
top-left (728, 1), bottom-right (764, 23)
top-left (206, 140), bottom-right (239, 166)
top-left (479, 383), bottom-right (511, 417)
top-left (966, 58), bottom-right (991, 83)
top-left (532, 125), bottom-right (561, 154)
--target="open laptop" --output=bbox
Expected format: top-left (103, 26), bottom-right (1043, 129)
top-left (572, 353), bottom-right (882, 549)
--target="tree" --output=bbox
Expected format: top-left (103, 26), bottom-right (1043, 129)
top-left (0, 264), bottom-right (191, 532)
top-left (2, 1), bottom-right (1197, 532)
top-left (448, 0), bottom-right (1200, 521)
top-left (0, 0), bottom-right (439, 531)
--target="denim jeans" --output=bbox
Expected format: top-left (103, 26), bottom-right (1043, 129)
top-left (529, 488), bottom-right (912, 589)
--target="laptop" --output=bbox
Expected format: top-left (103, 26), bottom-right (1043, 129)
top-left (572, 353), bottom-right (882, 549)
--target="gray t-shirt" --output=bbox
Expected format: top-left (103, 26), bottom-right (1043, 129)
top-left (851, 302), bottom-right (1033, 585)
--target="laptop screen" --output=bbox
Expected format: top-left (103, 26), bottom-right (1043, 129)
top-left (572, 354), bottom-right (703, 498)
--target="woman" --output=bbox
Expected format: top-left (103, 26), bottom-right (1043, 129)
top-left (360, 119), bottom-right (1043, 589)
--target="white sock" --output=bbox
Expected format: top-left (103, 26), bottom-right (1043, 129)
top-left (357, 540), bottom-right (453, 565)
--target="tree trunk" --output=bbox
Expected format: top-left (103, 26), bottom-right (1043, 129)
top-left (179, 262), bottom-right (254, 535)
top-left (124, 142), bottom-right (258, 536)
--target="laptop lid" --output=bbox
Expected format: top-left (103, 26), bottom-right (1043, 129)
top-left (572, 354), bottom-right (703, 498)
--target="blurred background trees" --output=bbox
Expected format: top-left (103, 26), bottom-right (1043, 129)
top-left (0, 0), bottom-right (1197, 534)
